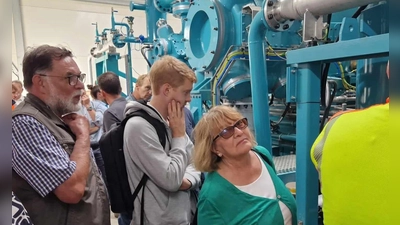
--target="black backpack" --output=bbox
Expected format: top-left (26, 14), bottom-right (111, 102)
top-left (99, 103), bottom-right (167, 222)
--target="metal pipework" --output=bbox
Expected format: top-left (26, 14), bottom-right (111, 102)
top-left (267, 0), bottom-right (381, 22)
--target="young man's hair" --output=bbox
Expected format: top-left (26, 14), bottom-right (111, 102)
top-left (97, 71), bottom-right (122, 95)
top-left (22, 45), bottom-right (73, 89)
top-left (149, 56), bottom-right (197, 95)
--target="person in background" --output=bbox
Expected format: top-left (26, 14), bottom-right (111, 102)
top-left (12, 80), bottom-right (24, 106)
top-left (123, 55), bottom-right (201, 225)
top-left (12, 83), bottom-right (17, 110)
top-left (87, 84), bottom-right (108, 114)
top-left (310, 61), bottom-right (393, 225)
top-left (193, 105), bottom-right (297, 225)
top-left (126, 74), bottom-right (152, 102)
top-left (98, 72), bottom-right (128, 133)
top-left (97, 71), bottom-right (130, 225)
top-left (184, 106), bottom-right (195, 140)
top-left (12, 44), bottom-right (110, 225)
top-left (78, 90), bottom-right (107, 184)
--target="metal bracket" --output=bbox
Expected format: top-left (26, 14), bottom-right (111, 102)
top-left (242, 4), bottom-right (260, 19)
top-left (286, 66), bottom-right (297, 103)
top-left (360, 20), bottom-right (377, 37)
top-left (338, 17), bottom-right (360, 41)
top-left (302, 10), bottom-right (323, 42)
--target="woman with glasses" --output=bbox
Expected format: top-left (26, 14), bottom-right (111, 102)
top-left (193, 105), bottom-right (297, 225)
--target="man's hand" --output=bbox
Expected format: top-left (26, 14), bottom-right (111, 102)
top-left (167, 100), bottom-right (186, 138)
top-left (179, 178), bottom-right (192, 191)
top-left (62, 113), bottom-right (90, 138)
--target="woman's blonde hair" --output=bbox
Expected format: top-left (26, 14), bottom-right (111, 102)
top-left (193, 105), bottom-right (256, 172)
top-left (149, 55), bottom-right (197, 95)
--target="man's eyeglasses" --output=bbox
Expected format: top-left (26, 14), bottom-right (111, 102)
top-left (213, 118), bottom-right (248, 142)
top-left (38, 73), bottom-right (86, 86)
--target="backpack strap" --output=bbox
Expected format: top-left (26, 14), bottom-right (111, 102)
top-left (124, 104), bottom-right (168, 225)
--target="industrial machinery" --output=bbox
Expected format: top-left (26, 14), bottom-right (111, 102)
top-left (89, 0), bottom-right (389, 224)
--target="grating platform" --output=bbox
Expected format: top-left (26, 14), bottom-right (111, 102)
top-left (273, 155), bottom-right (296, 174)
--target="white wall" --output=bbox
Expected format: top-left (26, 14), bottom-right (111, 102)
top-left (12, 0), bottom-right (182, 93)
top-left (12, 18), bottom-right (19, 81)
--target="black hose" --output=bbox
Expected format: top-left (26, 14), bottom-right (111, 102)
top-left (271, 103), bottom-right (291, 130)
top-left (269, 94), bottom-right (274, 106)
top-left (320, 81), bottom-right (337, 132)
top-left (202, 101), bottom-right (210, 110)
top-left (141, 45), bottom-right (152, 67)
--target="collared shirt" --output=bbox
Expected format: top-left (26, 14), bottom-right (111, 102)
top-left (14, 96), bottom-right (25, 106)
top-left (12, 115), bottom-right (77, 197)
top-left (78, 105), bottom-right (103, 143)
top-left (126, 93), bottom-right (137, 102)
top-left (91, 99), bottom-right (108, 114)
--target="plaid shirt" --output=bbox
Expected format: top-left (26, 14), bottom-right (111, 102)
top-left (12, 115), bottom-right (77, 197)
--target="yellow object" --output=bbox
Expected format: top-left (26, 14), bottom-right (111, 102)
top-left (285, 182), bottom-right (296, 195)
top-left (311, 103), bottom-right (396, 225)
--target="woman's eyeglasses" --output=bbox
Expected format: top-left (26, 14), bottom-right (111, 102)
top-left (213, 118), bottom-right (248, 142)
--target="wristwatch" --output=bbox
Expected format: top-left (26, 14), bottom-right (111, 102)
top-left (86, 106), bottom-right (93, 111)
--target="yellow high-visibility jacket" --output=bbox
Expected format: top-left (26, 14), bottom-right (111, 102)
top-left (311, 102), bottom-right (395, 225)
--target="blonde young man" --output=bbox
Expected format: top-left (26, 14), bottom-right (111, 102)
top-left (123, 55), bottom-right (201, 225)
top-left (127, 74), bottom-right (152, 102)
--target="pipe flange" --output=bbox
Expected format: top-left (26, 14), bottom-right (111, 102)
top-left (172, 2), bottom-right (190, 18)
top-left (154, 38), bottom-right (169, 57)
top-left (184, 0), bottom-right (225, 72)
top-left (154, 0), bottom-right (173, 13)
top-left (263, 0), bottom-right (294, 32)
top-left (112, 33), bottom-right (126, 48)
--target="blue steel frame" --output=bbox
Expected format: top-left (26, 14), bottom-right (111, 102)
top-left (286, 33), bottom-right (389, 225)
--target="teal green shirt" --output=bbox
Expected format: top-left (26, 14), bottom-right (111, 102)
top-left (198, 146), bottom-right (297, 225)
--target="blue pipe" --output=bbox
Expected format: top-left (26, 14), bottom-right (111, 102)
top-left (248, 11), bottom-right (272, 151)
top-left (127, 42), bottom-right (133, 93)
top-left (215, 55), bottom-right (248, 104)
top-left (271, 134), bottom-right (296, 142)
top-left (130, 2), bottom-right (146, 11)
top-left (145, 0), bottom-right (166, 65)
top-left (114, 23), bottom-right (131, 36)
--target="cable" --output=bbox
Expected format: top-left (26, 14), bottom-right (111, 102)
top-left (320, 81), bottom-right (337, 132)
top-left (132, 67), bottom-right (140, 76)
top-left (269, 94), bottom-right (275, 106)
top-left (141, 45), bottom-right (152, 67)
top-left (334, 62), bottom-right (356, 90)
top-left (270, 103), bottom-right (291, 130)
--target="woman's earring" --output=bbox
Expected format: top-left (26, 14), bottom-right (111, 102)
top-left (218, 153), bottom-right (222, 157)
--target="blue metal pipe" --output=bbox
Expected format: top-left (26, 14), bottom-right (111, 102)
top-left (248, 11), bottom-right (272, 152)
top-left (145, 0), bottom-right (166, 64)
top-left (130, 2), bottom-right (146, 11)
top-left (114, 22), bottom-right (131, 36)
top-left (127, 42), bottom-right (133, 93)
top-left (271, 134), bottom-right (296, 142)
